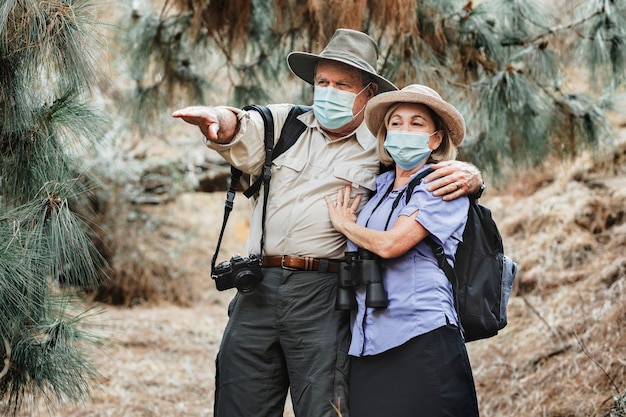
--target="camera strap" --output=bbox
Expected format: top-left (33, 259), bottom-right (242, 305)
top-left (211, 166), bottom-right (243, 271)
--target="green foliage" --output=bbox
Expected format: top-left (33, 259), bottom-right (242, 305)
top-left (580, 0), bottom-right (626, 89)
top-left (0, 295), bottom-right (103, 415)
top-left (471, 67), bottom-right (553, 171)
top-left (120, 0), bottom-right (626, 182)
top-left (0, 0), bottom-right (109, 414)
top-left (118, 7), bottom-right (211, 131)
top-left (0, 200), bottom-right (107, 414)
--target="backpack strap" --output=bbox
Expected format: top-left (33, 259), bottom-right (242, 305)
top-left (404, 168), bottom-right (434, 204)
top-left (272, 105), bottom-right (311, 159)
top-left (426, 234), bottom-right (463, 335)
top-left (401, 167), bottom-right (463, 332)
top-left (399, 166), bottom-right (453, 275)
top-left (400, 166), bottom-right (455, 281)
top-left (369, 168), bottom-right (435, 231)
top-left (242, 104), bottom-right (311, 198)
top-left (426, 237), bottom-right (457, 285)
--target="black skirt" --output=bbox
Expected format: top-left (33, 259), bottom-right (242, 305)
top-left (348, 323), bottom-right (480, 417)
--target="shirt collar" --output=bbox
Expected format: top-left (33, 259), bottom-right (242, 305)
top-left (300, 109), bottom-right (376, 149)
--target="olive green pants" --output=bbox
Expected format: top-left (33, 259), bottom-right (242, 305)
top-left (213, 267), bottom-right (351, 417)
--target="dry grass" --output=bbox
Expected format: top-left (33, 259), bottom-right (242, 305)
top-left (467, 126), bottom-right (626, 416)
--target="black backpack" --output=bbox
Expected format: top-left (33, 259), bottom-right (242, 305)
top-left (406, 168), bottom-right (518, 342)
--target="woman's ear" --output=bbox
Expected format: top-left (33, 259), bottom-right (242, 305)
top-left (430, 131), bottom-right (444, 150)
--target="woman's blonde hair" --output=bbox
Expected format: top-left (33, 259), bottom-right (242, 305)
top-left (376, 103), bottom-right (459, 168)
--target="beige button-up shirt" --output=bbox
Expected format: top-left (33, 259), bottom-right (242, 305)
top-left (207, 104), bottom-right (379, 260)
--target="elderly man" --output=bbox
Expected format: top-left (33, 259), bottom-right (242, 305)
top-left (173, 28), bottom-right (483, 417)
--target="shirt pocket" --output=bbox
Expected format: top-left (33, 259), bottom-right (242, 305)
top-left (273, 154), bottom-right (306, 172)
top-left (333, 165), bottom-right (377, 191)
top-left (266, 155), bottom-right (307, 198)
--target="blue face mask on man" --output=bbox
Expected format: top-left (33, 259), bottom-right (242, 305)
top-left (313, 83), bottom-right (370, 129)
top-left (383, 130), bottom-right (438, 170)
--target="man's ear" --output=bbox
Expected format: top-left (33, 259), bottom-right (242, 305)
top-left (369, 82), bottom-right (378, 98)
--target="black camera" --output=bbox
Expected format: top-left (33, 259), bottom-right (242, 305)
top-left (335, 248), bottom-right (388, 310)
top-left (212, 254), bottom-right (263, 293)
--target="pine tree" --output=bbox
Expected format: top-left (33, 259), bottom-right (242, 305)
top-left (0, 0), bottom-right (109, 414)
top-left (120, 0), bottom-right (625, 181)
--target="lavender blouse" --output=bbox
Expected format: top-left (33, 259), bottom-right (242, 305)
top-left (348, 165), bottom-right (469, 357)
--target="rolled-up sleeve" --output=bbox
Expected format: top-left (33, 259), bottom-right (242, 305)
top-left (408, 187), bottom-right (468, 245)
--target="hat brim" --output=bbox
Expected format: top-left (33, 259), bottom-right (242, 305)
top-left (364, 90), bottom-right (466, 146)
top-left (287, 52), bottom-right (397, 94)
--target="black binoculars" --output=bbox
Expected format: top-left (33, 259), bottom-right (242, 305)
top-left (336, 248), bottom-right (388, 310)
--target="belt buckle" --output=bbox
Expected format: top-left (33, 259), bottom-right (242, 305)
top-left (281, 256), bottom-right (298, 271)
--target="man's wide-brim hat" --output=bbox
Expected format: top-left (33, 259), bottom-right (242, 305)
top-left (287, 28), bottom-right (397, 94)
top-left (365, 84), bottom-right (466, 146)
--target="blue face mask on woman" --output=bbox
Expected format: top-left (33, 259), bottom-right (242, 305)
top-left (383, 130), bottom-right (437, 170)
top-left (313, 84), bottom-right (370, 129)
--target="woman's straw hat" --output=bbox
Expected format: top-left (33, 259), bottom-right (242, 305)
top-left (365, 84), bottom-right (466, 145)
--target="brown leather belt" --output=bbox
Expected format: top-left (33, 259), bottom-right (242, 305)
top-left (262, 255), bottom-right (340, 273)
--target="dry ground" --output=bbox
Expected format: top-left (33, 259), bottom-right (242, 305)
top-left (15, 119), bottom-right (626, 417)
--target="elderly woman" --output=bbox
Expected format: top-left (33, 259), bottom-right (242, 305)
top-left (325, 84), bottom-right (479, 417)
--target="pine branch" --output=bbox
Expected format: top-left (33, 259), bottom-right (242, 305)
top-left (0, 338), bottom-right (10, 380)
top-left (500, 7), bottom-right (603, 47)
top-left (1, 1), bottom-right (110, 412)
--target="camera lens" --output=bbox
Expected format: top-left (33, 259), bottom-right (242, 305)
top-left (234, 269), bottom-right (260, 293)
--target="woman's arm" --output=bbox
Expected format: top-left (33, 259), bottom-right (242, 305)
top-left (325, 186), bottom-right (429, 259)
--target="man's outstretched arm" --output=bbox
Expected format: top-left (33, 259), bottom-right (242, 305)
top-left (172, 106), bottom-right (239, 144)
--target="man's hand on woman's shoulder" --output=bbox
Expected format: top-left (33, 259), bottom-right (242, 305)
top-left (424, 161), bottom-right (484, 201)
